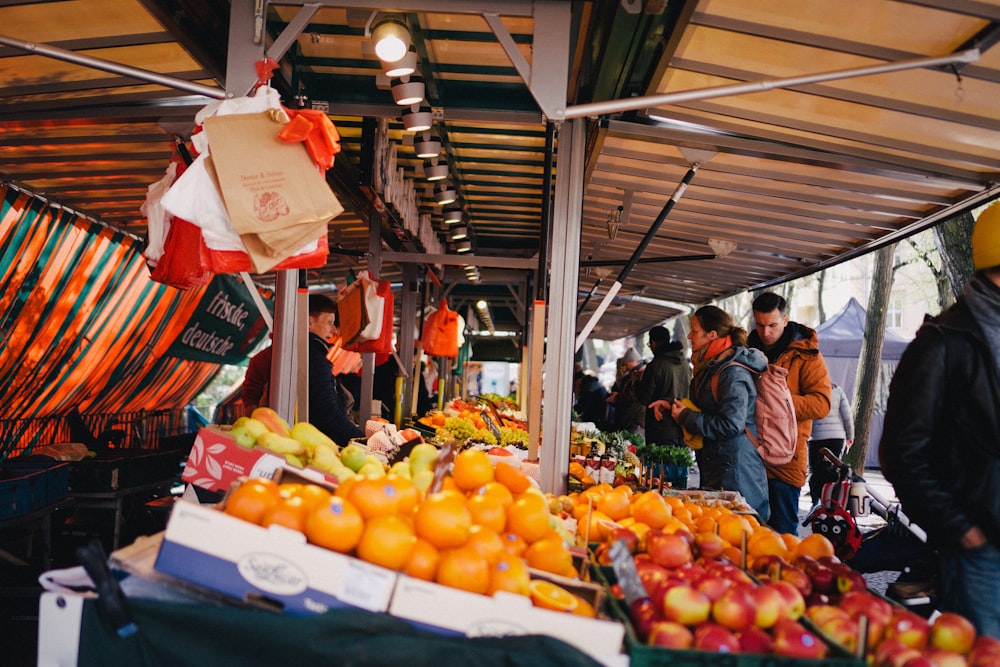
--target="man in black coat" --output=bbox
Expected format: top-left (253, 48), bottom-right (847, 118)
top-left (308, 294), bottom-right (364, 445)
top-left (880, 203), bottom-right (1000, 640)
top-left (634, 325), bottom-right (691, 447)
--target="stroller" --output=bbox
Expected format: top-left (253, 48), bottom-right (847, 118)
top-left (803, 447), bottom-right (938, 616)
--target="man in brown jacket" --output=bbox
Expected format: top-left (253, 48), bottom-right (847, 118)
top-left (749, 293), bottom-right (832, 535)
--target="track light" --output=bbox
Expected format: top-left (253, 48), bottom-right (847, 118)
top-left (424, 157), bottom-right (448, 181)
top-left (435, 182), bottom-right (457, 206)
top-left (414, 132), bottom-right (441, 158)
top-left (442, 206), bottom-right (463, 223)
top-left (456, 240), bottom-right (472, 253)
top-left (401, 104), bottom-right (433, 132)
top-left (391, 75), bottom-right (425, 105)
top-left (371, 17), bottom-right (411, 63)
top-left (450, 225), bottom-right (468, 241)
top-left (383, 46), bottom-right (417, 77)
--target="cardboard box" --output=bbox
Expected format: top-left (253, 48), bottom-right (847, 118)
top-left (388, 573), bottom-right (626, 663)
top-left (155, 499), bottom-right (397, 615)
top-left (181, 426), bottom-right (338, 493)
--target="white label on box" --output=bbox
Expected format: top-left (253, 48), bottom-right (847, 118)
top-left (236, 551), bottom-right (308, 596)
top-left (337, 560), bottom-right (396, 611)
top-left (248, 453), bottom-right (285, 480)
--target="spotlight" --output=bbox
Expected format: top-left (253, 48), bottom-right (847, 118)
top-left (401, 104), bottom-right (433, 132)
top-left (383, 46), bottom-right (417, 77)
top-left (456, 240), bottom-right (472, 253)
top-left (414, 132), bottom-right (441, 158)
top-left (449, 225), bottom-right (468, 241)
top-left (442, 206), bottom-right (463, 223)
top-left (435, 182), bottom-right (457, 205)
top-left (391, 75), bottom-right (425, 105)
top-left (424, 157), bottom-right (448, 181)
top-left (371, 17), bottom-right (410, 63)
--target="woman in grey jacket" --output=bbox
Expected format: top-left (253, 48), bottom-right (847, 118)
top-left (807, 383), bottom-right (854, 502)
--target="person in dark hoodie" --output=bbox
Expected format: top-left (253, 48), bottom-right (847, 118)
top-left (634, 325), bottom-right (691, 448)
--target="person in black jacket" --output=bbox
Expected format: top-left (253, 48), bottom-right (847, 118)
top-left (308, 294), bottom-right (364, 445)
top-left (880, 202), bottom-right (1000, 640)
top-left (634, 325), bottom-right (691, 447)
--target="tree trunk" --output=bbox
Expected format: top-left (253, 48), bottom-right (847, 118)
top-left (933, 210), bottom-right (976, 305)
top-left (847, 243), bottom-right (895, 473)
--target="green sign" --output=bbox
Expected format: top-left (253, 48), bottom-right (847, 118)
top-left (165, 274), bottom-right (272, 364)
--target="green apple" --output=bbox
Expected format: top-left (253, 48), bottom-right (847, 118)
top-left (340, 443), bottom-right (368, 472)
top-left (408, 443), bottom-right (440, 475)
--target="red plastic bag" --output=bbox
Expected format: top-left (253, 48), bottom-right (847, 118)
top-left (206, 235), bottom-right (329, 273)
top-left (150, 217), bottom-right (213, 289)
top-left (422, 301), bottom-right (459, 358)
top-left (345, 279), bottom-right (393, 354)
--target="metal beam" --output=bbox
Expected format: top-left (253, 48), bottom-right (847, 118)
top-left (380, 250), bottom-right (538, 269)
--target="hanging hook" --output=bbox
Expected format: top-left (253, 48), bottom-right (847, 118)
top-left (950, 64), bottom-right (965, 102)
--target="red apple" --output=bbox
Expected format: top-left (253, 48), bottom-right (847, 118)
top-left (661, 583), bottom-right (712, 626)
top-left (693, 622), bottom-right (741, 653)
top-left (805, 604), bottom-right (850, 627)
top-left (693, 531), bottom-right (727, 560)
top-left (875, 638), bottom-right (922, 667)
top-left (769, 579), bottom-right (806, 620)
top-left (772, 618), bottom-right (829, 659)
top-left (806, 591), bottom-right (832, 607)
top-left (821, 615), bottom-right (861, 654)
top-left (902, 657), bottom-right (936, 667)
top-left (750, 582), bottom-right (788, 629)
top-left (924, 647), bottom-right (970, 667)
top-left (607, 526), bottom-right (639, 554)
top-left (840, 589), bottom-right (893, 646)
top-left (884, 609), bottom-right (931, 650)
top-left (809, 564), bottom-right (837, 594)
top-left (930, 612), bottom-right (978, 655)
top-left (628, 597), bottom-right (664, 642)
top-left (817, 555), bottom-right (843, 569)
top-left (738, 626), bottom-right (775, 654)
top-left (836, 568), bottom-right (868, 594)
top-left (969, 635), bottom-right (1000, 667)
top-left (634, 559), bottom-right (670, 596)
top-left (780, 565), bottom-right (813, 598)
top-left (647, 620), bottom-right (694, 648)
top-left (646, 530), bottom-right (694, 569)
top-left (695, 573), bottom-right (734, 602)
top-left (711, 586), bottom-right (756, 632)
top-left (749, 553), bottom-right (786, 578)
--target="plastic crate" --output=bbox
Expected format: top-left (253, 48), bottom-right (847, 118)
top-left (0, 458), bottom-right (71, 518)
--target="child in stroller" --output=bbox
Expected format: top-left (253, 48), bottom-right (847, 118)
top-left (803, 447), bottom-right (939, 617)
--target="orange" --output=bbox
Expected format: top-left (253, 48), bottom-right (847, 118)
top-left (506, 494), bottom-right (554, 544)
top-left (630, 493), bottom-right (672, 529)
top-left (525, 534), bottom-right (574, 576)
top-left (577, 510), bottom-right (614, 543)
top-left (403, 537), bottom-right (440, 581)
top-left (277, 482), bottom-right (303, 499)
top-left (386, 474), bottom-right (420, 515)
top-left (260, 494), bottom-right (309, 533)
top-left (718, 513), bottom-right (753, 547)
top-left (451, 449), bottom-right (494, 491)
top-left (466, 492), bottom-right (507, 533)
top-left (695, 515), bottom-right (718, 534)
top-left (487, 553), bottom-right (531, 596)
top-left (347, 476), bottom-right (405, 519)
top-left (571, 595), bottom-right (597, 618)
top-left (781, 532), bottom-right (802, 553)
top-left (795, 532), bottom-right (836, 560)
top-left (356, 515), bottom-right (416, 570)
top-left (494, 460), bottom-right (531, 494)
top-left (334, 475), bottom-right (359, 499)
top-left (528, 579), bottom-right (579, 613)
top-left (291, 483), bottom-right (333, 512)
top-left (596, 488), bottom-right (631, 521)
top-left (414, 490), bottom-right (472, 549)
top-left (436, 545), bottom-right (491, 595)
top-left (305, 496), bottom-right (364, 553)
top-left (500, 531), bottom-right (528, 557)
top-left (224, 478), bottom-right (280, 525)
top-left (464, 525), bottom-right (506, 564)
top-left (747, 528), bottom-right (789, 561)
top-left (476, 481), bottom-right (514, 508)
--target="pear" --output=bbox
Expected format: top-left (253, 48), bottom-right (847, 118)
top-left (311, 443), bottom-right (342, 472)
top-left (256, 431), bottom-right (306, 457)
top-left (358, 460), bottom-right (386, 478)
top-left (408, 443), bottom-right (440, 475)
top-left (240, 418), bottom-right (270, 440)
top-left (230, 425), bottom-right (257, 449)
top-left (284, 453), bottom-right (306, 468)
top-left (339, 443), bottom-right (368, 472)
top-left (411, 469), bottom-right (435, 493)
top-left (290, 421), bottom-right (337, 456)
top-left (250, 407), bottom-right (291, 437)
top-left (389, 460), bottom-right (412, 479)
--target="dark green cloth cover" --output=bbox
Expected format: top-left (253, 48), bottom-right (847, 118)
top-left (78, 597), bottom-right (605, 667)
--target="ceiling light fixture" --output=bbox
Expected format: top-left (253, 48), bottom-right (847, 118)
top-left (456, 240), bottom-right (472, 253)
top-left (391, 75), bottom-right (425, 105)
top-left (449, 225), bottom-right (468, 241)
top-left (383, 46), bottom-right (417, 77)
top-left (401, 104), bottom-right (433, 132)
top-left (414, 132), bottom-right (441, 158)
top-left (423, 157), bottom-right (448, 181)
top-left (371, 17), bottom-right (411, 63)
top-left (434, 182), bottom-right (457, 205)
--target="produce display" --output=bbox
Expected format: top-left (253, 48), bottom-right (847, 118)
top-left (417, 398), bottom-right (529, 454)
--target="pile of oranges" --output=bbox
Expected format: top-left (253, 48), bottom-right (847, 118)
top-left (222, 449), bottom-right (593, 615)
top-left (566, 483), bottom-right (837, 570)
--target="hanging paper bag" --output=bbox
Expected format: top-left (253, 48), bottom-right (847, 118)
top-left (202, 112), bottom-right (343, 271)
top-left (422, 301), bottom-right (460, 358)
top-left (337, 279), bottom-right (370, 346)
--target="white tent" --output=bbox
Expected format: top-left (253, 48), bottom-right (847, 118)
top-left (814, 298), bottom-right (913, 468)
